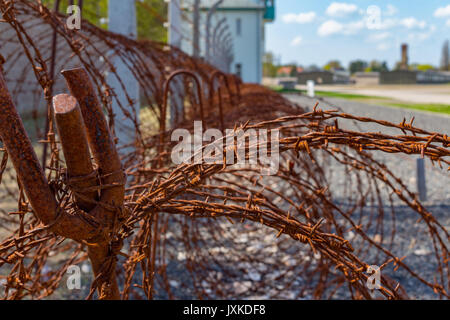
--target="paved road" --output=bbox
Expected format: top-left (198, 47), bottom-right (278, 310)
top-left (284, 94), bottom-right (450, 204)
top-left (285, 94), bottom-right (450, 135)
top-left (296, 84), bottom-right (450, 105)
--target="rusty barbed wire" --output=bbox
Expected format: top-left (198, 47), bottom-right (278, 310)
top-left (0, 0), bottom-right (448, 300)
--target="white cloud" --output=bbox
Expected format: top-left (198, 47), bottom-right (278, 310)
top-left (446, 19), bottom-right (450, 27)
top-left (376, 43), bottom-right (391, 51)
top-left (318, 20), bottom-right (344, 36)
top-left (368, 17), bottom-right (426, 31)
top-left (282, 12), bottom-right (316, 24)
top-left (409, 33), bottom-right (430, 41)
top-left (318, 19), bottom-right (364, 37)
top-left (386, 4), bottom-right (398, 16)
top-left (326, 2), bottom-right (358, 17)
top-left (345, 20), bottom-right (365, 34)
top-left (369, 32), bottom-right (391, 42)
top-left (290, 36), bottom-right (303, 46)
top-left (365, 16), bottom-right (398, 31)
top-left (408, 25), bottom-right (436, 42)
top-left (400, 17), bottom-right (427, 29)
top-left (434, 5), bottom-right (450, 18)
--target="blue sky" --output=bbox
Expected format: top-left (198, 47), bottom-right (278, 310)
top-left (265, 1), bottom-right (450, 69)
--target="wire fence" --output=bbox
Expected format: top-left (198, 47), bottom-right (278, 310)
top-left (0, 0), bottom-right (448, 300)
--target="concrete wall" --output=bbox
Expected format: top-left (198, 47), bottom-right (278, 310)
top-left (353, 72), bottom-right (380, 86)
top-left (380, 71), bottom-right (417, 84)
top-left (333, 71), bottom-right (351, 84)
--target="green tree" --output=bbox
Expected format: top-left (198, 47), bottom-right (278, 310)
top-left (306, 64), bottom-right (320, 72)
top-left (323, 60), bottom-right (343, 71)
top-left (380, 61), bottom-right (389, 72)
top-left (348, 60), bottom-right (368, 74)
top-left (410, 63), bottom-right (435, 72)
top-left (416, 64), bottom-right (435, 72)
top-left (366, 60), bottom-right (389, 72)
top-left (286, 63), bottom-right (298, 77)
top-left (263, 52), bottom-right (278, 77)
top-left (41, 0), bottom-right (167, 42)
top-left (41, 0), bottom-right (108, 27)
top-left (136, 0), bottom-right (167, 42)
top-left (393, 61), bottom-right (403, 71)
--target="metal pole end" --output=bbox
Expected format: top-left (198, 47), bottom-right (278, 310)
top-left (53, 93), bottom-right (78, 114)
top-left (61, 66), bottom-right (85, 78)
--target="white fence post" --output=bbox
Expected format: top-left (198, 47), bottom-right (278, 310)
top-left (108, 0), bottom-right (139, 152)
top-left (167, 0), bottom-right (182, 48)
top-left (307, 80), bottom-right (315, 98)
top-left (166, 0), bottom-right (184, 129)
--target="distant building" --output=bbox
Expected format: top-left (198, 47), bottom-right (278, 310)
top-left (378, 70), bottom-right (450, 85)
top-left (400, 43), bottom-right (409, 71)
top-left (276, 65), bottom-right (303, 77)
top-left (297, 70), bottom-right (350, 85)
top-left (353, 72), bottom-right (380, 86)
top-left (181, 0), bottom-right (275, 84)
top-left (277, 66), bottom-right (293, 77)
top-left (417, 70), bottom-right (450, 83)
top-left (276, 77), bottom-right (297, 90)
top-left (379, 43), bottom-right (450, 84)
top-left (380, 71), bottom-right (417, 84)
top-left (332, 70), bottom-right (351, 84)
top-left (297, 71), bottom-right (333, 85)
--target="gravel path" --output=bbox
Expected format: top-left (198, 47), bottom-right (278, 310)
top-left (295, 84), bottom-right (450, 104)
top-left (285, 94), bottom-right (450, 134)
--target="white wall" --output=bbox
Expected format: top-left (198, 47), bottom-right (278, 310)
top-left (180, 9), bottom-right (265, 84)
top-left (228, 11), bottom-right (262, 83)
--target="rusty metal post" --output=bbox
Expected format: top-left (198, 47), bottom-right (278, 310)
top-left (162, 70), bottom-right (205, 139)
top-left (0, 68), bottom-right (58, 226)
top-left (61, 68), bottom-right (125, 216)
top-left (192, 0), bottom-right (200, 58)
top-left (61, 68), bottom-right (125, 300)
top-left (205, 0), bottom-right (224, 63)
top-left (53, 94), bottom-right (98, 211)
top-left (0, 65), bottom-right (107, 243)
top-left (209, 70), bottom-right (235, 132)
top-left (230, 75), bottom-right (242, 103)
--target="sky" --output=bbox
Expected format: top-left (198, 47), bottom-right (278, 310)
top-left (265, 1), bottom-right (450, 69)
